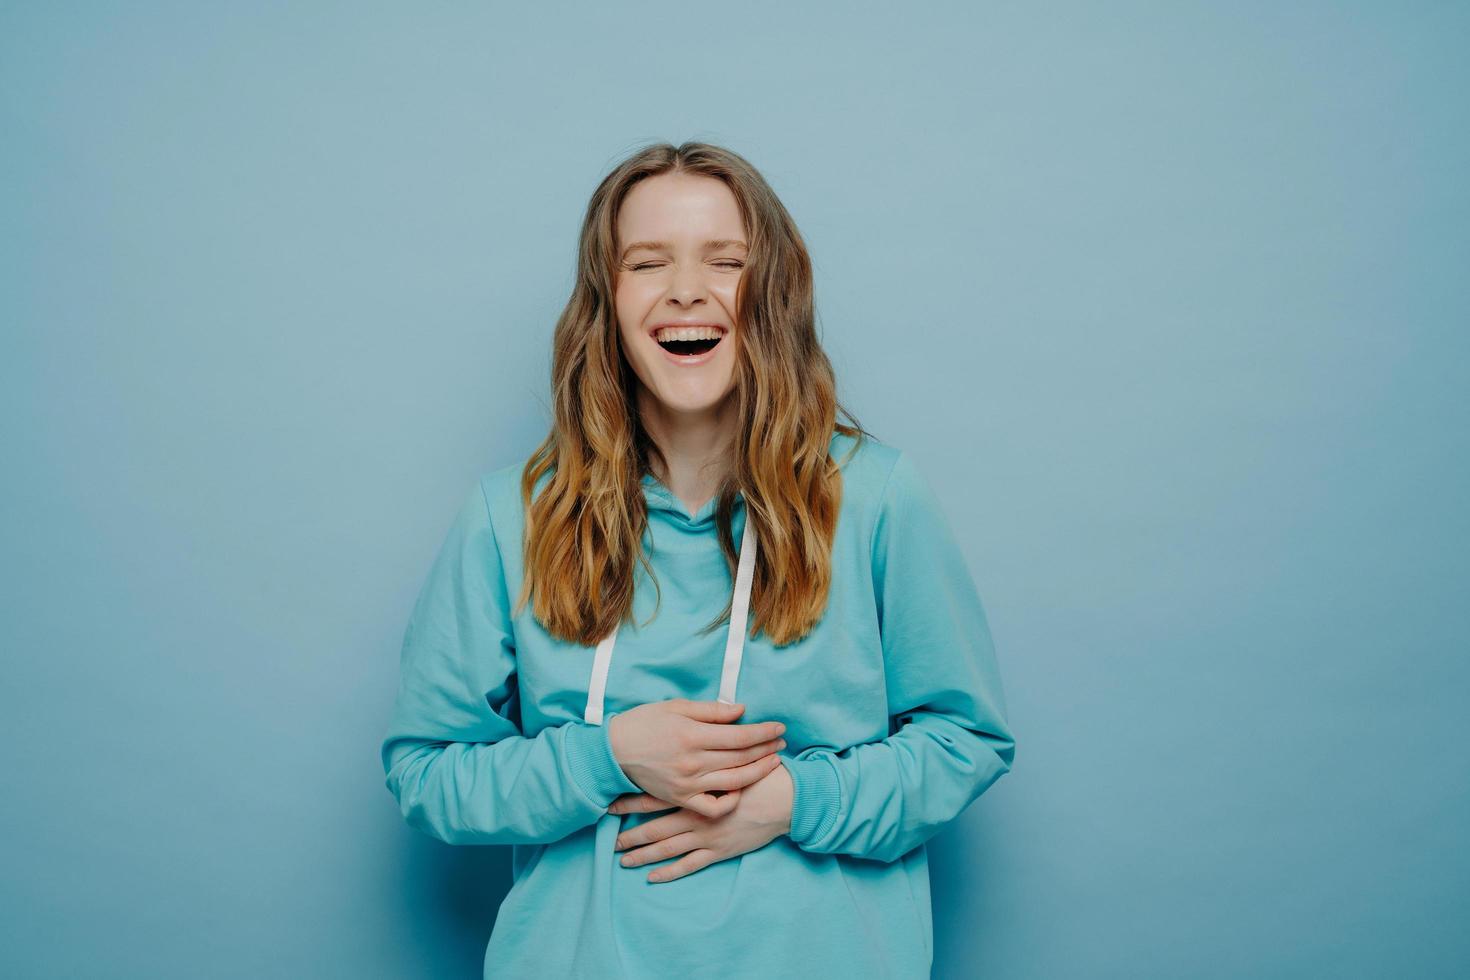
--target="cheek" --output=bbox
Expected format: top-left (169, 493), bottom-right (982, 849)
top-left (713, 281), bottom-right (742, 318)
top-left (615, 281), bottom-right (657, 324)
top-left (613, 286), bottom-right (641, 339)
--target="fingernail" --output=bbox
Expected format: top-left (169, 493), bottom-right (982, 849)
top-left (776, 740), bottom-right (787, 750)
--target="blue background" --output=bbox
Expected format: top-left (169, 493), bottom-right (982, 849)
top-left (3, 2), bottom-right (1466, 977)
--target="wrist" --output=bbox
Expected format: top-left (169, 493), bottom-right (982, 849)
top-left (770, 759), bottom-right (794, 836)
top-left (778, 753), bottom-right (841, 846)
top-left (565, 713), bottom-right (641, 806)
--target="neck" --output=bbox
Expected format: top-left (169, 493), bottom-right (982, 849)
top-left (637, 388), bottom-right (738, 514)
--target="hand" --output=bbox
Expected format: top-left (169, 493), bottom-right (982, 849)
top-left (608, 699), bottom-right (787, 818)
top-left (608, 759), bottom-right (795, 883)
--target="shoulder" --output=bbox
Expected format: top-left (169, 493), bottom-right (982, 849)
top-left (831, 433), bottom-right (959, 560)
top-left (828, 431), bottom-right (941, 558)
top-left (470, 453), bottom-right (542, 537)
top-left (829, 429), bottom-right (919, 508)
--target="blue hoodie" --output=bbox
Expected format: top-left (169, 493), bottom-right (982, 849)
top-left (380, 430), bottom-right (1015, 978)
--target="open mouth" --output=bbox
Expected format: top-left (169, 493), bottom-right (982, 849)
top-left (654, 328), bottom-right (725, 358)
top-left (658, 336), bottom-right (721, 356)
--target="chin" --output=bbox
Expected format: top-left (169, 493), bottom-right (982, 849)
top-left (662, 393), bottom-right (731, 415)
top-left (651, 381), bottom-right (735, 415)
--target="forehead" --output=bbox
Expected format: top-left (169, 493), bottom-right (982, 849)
top-left (617, 173), bottom-right (745, 244)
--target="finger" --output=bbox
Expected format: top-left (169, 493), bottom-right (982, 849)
top-left (698, 737), bottom-right (786, 773)
top-left (614, 811), bottom-right (701, 852)
top-left (606, 794), bottom-right (639, 815)
top-left (675, 699), bottom-right (746, 723)
top-left (648, 848), bottom-right (719, 883)
top-left (696, 751), bottom-right (784, 793)
top-left (680, 787), bottom-right (741, 819)
top-left (692, 718), bottom-right (787, 750)
top-left (607, 793), bottom-right (678, 815)
top-left (618, 830), bottom-right (704, 870)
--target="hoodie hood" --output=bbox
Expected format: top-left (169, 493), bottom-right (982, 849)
top-left (640, 472), bottom-right (745, 529)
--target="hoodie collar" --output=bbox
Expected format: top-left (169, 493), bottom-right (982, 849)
top-left (641, 472), bottom-right (744, 526)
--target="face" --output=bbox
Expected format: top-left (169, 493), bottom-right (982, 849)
top-left (614, 172), bottom-right (747, 421)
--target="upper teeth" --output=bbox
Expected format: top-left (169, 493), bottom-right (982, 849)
top-left (655, 326), bottom-right (724, 342)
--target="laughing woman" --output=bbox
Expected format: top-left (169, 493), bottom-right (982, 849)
top-left (380, 141), bottom-right (1016, 979)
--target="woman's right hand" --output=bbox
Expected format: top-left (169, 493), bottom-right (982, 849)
top-left (607, 699), bottom-right (787, 818)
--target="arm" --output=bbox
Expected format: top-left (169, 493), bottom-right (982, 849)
top-left (380, 479), bottom-right (641, 846)
top-left (779, 451), bottom-right (1016, 863)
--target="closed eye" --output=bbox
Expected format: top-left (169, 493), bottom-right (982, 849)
top-left (628, 261), bottom-right (744, 271)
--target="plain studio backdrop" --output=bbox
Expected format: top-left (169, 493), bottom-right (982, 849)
top-left (2, 3), bottom-right (1466, 977)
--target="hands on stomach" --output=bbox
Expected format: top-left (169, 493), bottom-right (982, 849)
top-left (606, 698), bottom-right (786, 818)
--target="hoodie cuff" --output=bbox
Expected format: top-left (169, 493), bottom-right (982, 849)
top-left (781, 754), bottom-right (842, 846)
top-left (564, 714), bottom-right (642, 807)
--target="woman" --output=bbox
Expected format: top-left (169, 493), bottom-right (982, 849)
top-left (380, 142), bottom-right (1016, 978)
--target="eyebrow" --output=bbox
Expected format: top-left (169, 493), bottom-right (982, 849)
top-left (620, 239), bottom-right (749, 259)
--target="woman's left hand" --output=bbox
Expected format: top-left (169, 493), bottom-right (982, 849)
top-left (608, 759), bottom-right (795, 883)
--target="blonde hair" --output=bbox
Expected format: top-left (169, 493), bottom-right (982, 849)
top-left (516, 141), bottom-right (871, 648)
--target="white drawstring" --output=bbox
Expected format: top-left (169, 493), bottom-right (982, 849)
top-left (583, 510), bottom-right (758, 725)
top-left (585, 630), bottom-right (618, 726)
top-left (716, 512), bottom-right (758, 706)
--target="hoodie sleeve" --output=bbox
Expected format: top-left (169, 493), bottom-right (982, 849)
top-left (380, 479), bottom-right (642, 846)
top-left (780, 451), bottom-right (1016, 863)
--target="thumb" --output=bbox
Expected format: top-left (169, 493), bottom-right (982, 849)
top-left (683, 787), bottom-right (742, 819)
top-left (678, 699), bottom-right (746, 723)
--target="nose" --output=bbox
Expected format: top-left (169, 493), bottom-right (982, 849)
top-left (665, 262), bottom-right (708, 307)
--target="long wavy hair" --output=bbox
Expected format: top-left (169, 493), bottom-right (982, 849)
top-left (514, 141), bottom-right (872, 648)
